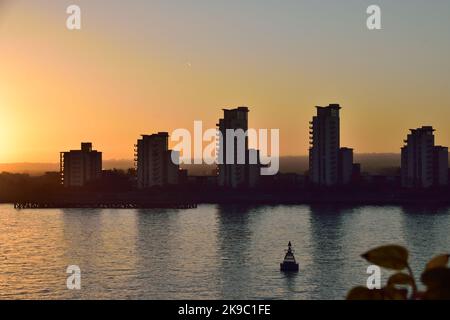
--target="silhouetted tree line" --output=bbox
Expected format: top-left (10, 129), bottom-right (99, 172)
top-left (0, 169), bottom-right (136, 202)
top-left (0, 172), bottom-right (61, 202)
top-left (1, 169), bottom-right (450, 205)
top-left (83, 169), bottom-right (136, 192)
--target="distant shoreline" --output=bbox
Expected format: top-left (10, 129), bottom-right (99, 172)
top-left (3, 189), bottom-right (450, 209)
top-left (0, 154), bottom-right (406, 176)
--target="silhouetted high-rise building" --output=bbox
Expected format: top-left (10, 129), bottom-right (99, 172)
top-left (309, 104), bottom-right (355, 186)
top-left (434, 146), bottom-right (449, 187)
top-left (401, 126), bottom-right (448, 188)
top-left (135, 132), bottom-right (179, 189)
top-left (248, 149), bottom-right (262, 188)
top-left (217, 107), bottom-right (260, 188)
top-left (60, 142), bottom-right (102, 187)
top-left (339, 147), bottom-right (354, 185)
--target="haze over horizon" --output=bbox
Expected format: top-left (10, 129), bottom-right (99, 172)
top-left (1, 0), bottom-right (450, 163)
top-left (0, 153), bottom-right (413, 176)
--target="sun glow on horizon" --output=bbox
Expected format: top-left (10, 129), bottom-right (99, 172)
top-left (0, 95), bottom-right (13, 162)
top-left (1, 1), bottom-right (450, 163)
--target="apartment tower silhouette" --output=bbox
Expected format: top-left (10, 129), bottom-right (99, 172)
top-left (309, 104), bottom-right (354, 186)
top-left (217, 107), bottom-right (259, 188)
top-left (135, 133), bottom-right (180, 189)
top-left (60, 142), bottom-right (102, 187)
top-left (401, 126), bottom-right (448, 188)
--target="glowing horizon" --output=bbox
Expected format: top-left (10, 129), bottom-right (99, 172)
top-left (1, 0), bottom-right (450, 163)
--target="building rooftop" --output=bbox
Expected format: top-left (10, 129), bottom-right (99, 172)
top-left (141, 132), bottom-right (169, 138)
top-left (222, 106), bottom-right (249, 112)
top-left (409, 126), bottom-right (435, 133)
top-left (62, 142), bottom-right (99, 153)
top-left (316, 104), bottom-right (341, 110)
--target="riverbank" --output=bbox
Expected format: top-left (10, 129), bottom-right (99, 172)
top-left (3, 187), bottom-right (450, 208)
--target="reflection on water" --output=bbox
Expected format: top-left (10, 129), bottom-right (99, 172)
top-left (308, 205), bottom-right (349, 299)
top-left (0, 204), bottom-right (449, 300)
top-left (216, 205), bottom-right (254, 299)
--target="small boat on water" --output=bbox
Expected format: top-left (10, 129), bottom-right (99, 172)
top-left (280, 242), bottom-right (299, 272)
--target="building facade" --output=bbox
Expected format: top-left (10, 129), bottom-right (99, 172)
top-left (401, 126), bottom-right (448, 188)
top-left (309, 104), bottom-right (340, 186)
top-left (135, 132), bottom-right (179, 189)
top-left (434, 146), bottom-right (449, 187)
top-left (339, 147), bottom-right (354, 185)
top-left (309, 104), bottom-right (355, 187)
top-left (60, 142), bottom-right (102, 187)
top-left (217, 107), bottom-right (261, 188)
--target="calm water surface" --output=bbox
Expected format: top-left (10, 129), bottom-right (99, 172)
top-left (1, 204), bottom-right (449, 300)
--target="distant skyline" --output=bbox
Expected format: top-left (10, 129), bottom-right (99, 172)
top-left (0, 154), bottom-right (420, 177)
top-left (1, 0), bottom-right (450, 162)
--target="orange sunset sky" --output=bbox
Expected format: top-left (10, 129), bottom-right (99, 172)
top-left (1, 0), bottom-right (450, 163)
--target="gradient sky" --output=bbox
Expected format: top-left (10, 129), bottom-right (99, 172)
top-left (1, 0), bottom-right (450, 163)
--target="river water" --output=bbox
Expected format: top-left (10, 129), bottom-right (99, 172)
top-left (1, 204), bottom-right (449, 300)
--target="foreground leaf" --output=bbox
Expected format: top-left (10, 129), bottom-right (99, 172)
top-left (421, 267), bottom-right (450, 289)
top-left (383, 286), bottom-right (408, 300)
top-left (426, 254), bottom-right (450, 271)
top-left (388, 273), bottom-right (414, 288)
top-left (362, 245), bottom-right (409, 270)
top-left (347, 286), bottom-right (384, 300)
top-left (422, 287), bottom-right (450, 300)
